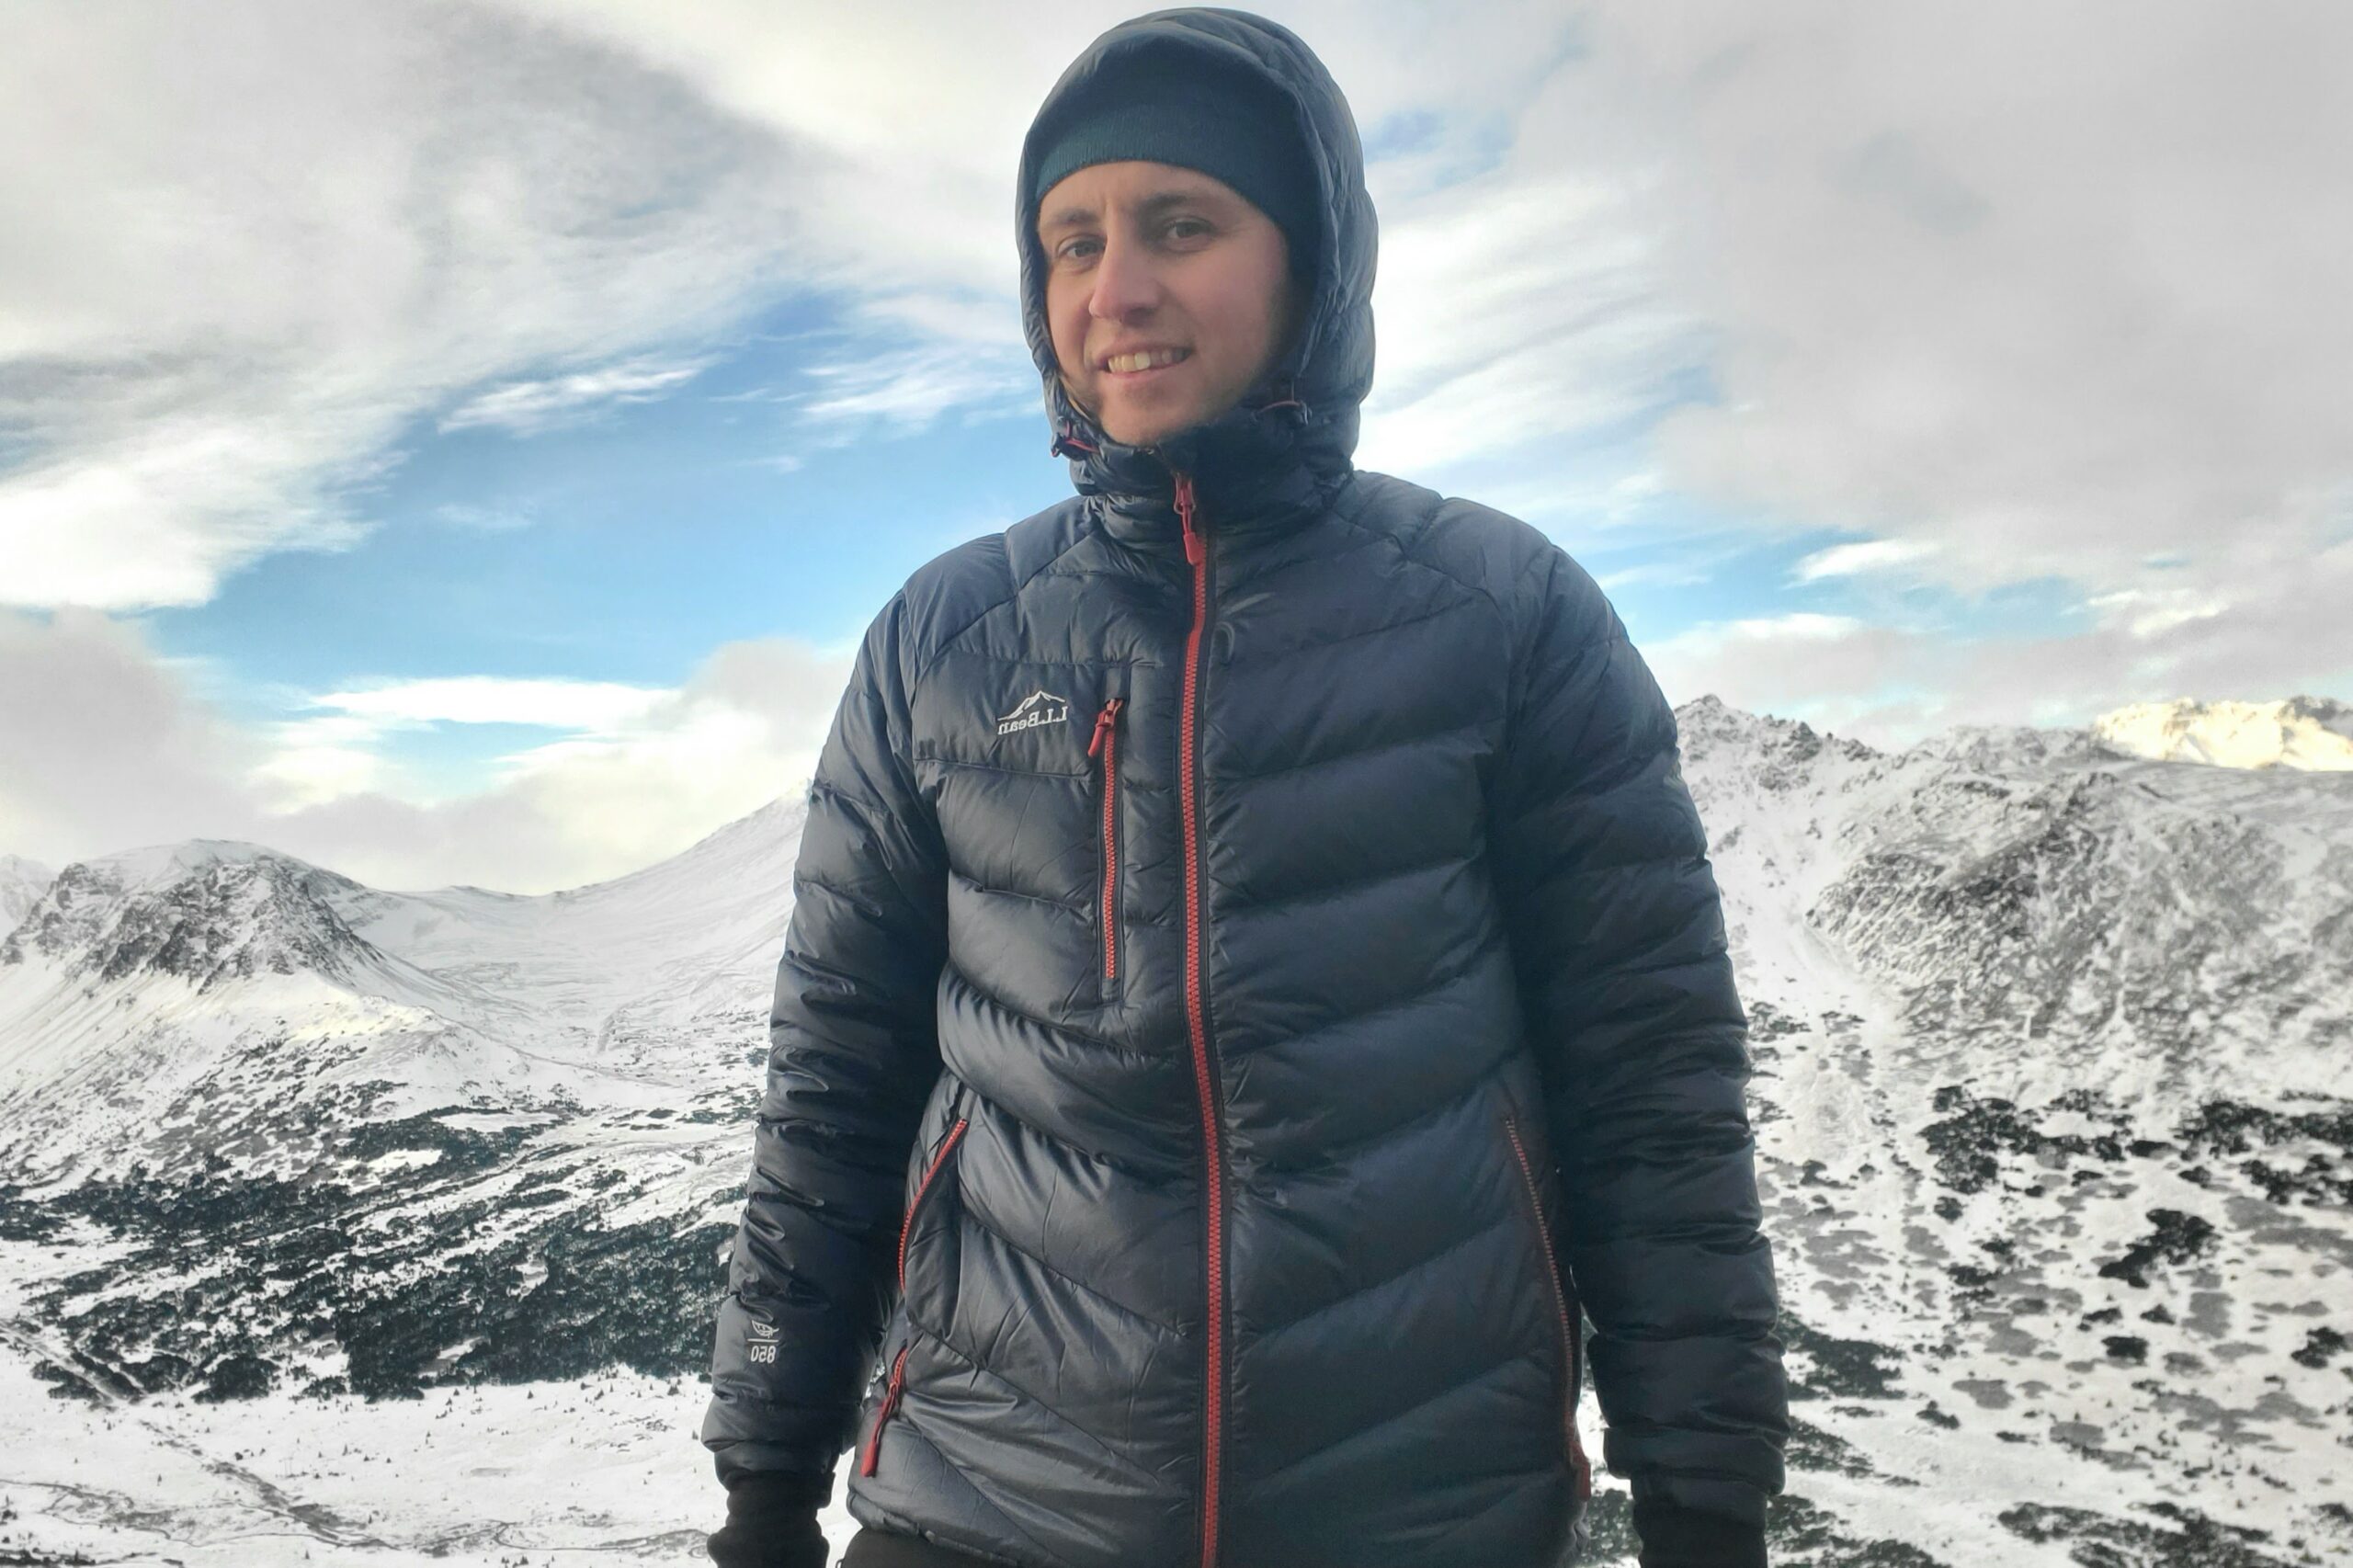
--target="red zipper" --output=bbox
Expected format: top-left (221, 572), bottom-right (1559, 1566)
top-left (1175, 470), bottom-right (1230, 1568)
top-left (1088, 697), bottom-right (1125, 980)
top-left (858, 1342), bottom-right (910, 1476)
top-left (858, 1114), bottom-right (971, 1477)
top-left (1501, 1112), bottom-right (1593, 1502)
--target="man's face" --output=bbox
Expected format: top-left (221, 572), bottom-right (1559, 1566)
top-left (1037, 160), bottom-right (1302, 450)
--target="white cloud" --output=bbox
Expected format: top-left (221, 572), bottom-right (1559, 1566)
top-left (1792, 538), bottom-right (1939, 583)
top-left (1638, 533), bottom-right (2353, 746)
top-left (2084, 586), bottom-right (2228, 640)
top-left (1563, 2), bottom-right (2353, 617)
top-left (1644, 612), bottom-right (1919, 728)
top-left (437, 357), bottom-right (713, 436)
top-left (305, 676), bottom-right (671, 733)
top-left (792, 346), bottom-right (1034, 432)
top-left (1594, 554), bottom-right (1724, 592)
top-left (0, 609), bottom-right (268, 856)
top-left (1355, 168), bottom-right (1703, 479)
top-left (0, 607), bottom-right (850, 895)
top-left (0, 414), bottom-right (377, 610)
top-left (0, 1), bottom-right (814, 611)
top-left (250, 714), bottom-right (399, 812)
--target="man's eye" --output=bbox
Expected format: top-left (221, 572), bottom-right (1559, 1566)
top-left (1165, 219), bottom-right (1210, 240)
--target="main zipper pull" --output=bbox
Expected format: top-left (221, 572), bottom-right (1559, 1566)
top-left (1087, 696), bottom-right (1123, 759)
top-left (1175, 472), bottom-right (1203, 565)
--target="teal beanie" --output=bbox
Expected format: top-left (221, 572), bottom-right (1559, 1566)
top-left (1029, 51), bottom-right (1320, 282)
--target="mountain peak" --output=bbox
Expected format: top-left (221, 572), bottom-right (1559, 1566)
top-left (1912, 722), bottom-right (2117, 774)
top-left (2090, 695), bottom-right (2353, 771)
top-left (1, 853), bottom-right (56, 935)
top-left (1674, 694), bottom-right (1878, 783)
top-left (0, 845), bottom-right (380, 993)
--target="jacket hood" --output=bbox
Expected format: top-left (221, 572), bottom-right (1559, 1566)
top-left (1016, 7), bottom-right (1377, 529)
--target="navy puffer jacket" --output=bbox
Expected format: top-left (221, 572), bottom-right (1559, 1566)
top-left (701, 9), bottom-right (1789, 1566)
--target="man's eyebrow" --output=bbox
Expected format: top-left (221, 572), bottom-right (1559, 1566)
top-left (1039, 188), bottom-right (1222, 233)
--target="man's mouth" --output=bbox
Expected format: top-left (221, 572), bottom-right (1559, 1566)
top-left (1103, 347), bottom-right (1191, 375)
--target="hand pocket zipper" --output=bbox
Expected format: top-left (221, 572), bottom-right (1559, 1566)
top-left (1500, 1108), bottom-right (1594, 1503)
top-left (858, 1110), bottom-right (971, 1477)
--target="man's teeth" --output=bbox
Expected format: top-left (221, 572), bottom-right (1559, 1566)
top-left (1108, 348), bottom-right (1189, 373)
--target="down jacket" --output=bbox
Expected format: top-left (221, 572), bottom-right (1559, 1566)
top-left (701, 9), bottom-right (1789, 1567)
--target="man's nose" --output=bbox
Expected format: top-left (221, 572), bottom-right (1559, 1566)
top-left (1087, 231), bottom-right (1161, 322)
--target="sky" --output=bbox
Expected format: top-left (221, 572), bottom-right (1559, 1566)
top-left (3, 0), bottom-right (2348, 895)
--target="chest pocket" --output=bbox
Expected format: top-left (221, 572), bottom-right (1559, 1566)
top-left (920, 658), bottom-right (1141, 1022)
top-left (1088, 694), bottom-right (1128, 995)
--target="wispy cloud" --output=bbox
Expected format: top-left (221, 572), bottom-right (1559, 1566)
top-left (1792, 538), bottom-right (1939, 583)
top-left (303, 676), bottom-right (673, 733)
top-left (430, 502), bottom-right (539, 531)
top-left (1357, 168), bottom-right (1703, 478)
top-left (1594, 556), bottom-right (1724, 592)
top-left (791, 347), bottom-right (1033, 432)
top-left (438, 356), bottom-right (713, 436)
top-left (0, 409), bottom-right (380, 610)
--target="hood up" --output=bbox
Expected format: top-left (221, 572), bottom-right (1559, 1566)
top-left (1016, 7), bottom-right (1378, 534)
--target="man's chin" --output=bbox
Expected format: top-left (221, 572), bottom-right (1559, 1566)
top-left (1101, 406), bottom-right (1214, 450)
top-left (1066, 382), bottom-right (1224, 450)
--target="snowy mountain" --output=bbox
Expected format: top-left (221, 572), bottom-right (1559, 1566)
top-left (0, 852), bottom-right (51, 934)
top-left (2, 704), bottom-right (2348, 1567)
top-left (0, 807), bottom-right (805, 1187)
top-left (2091, 695), bottom-right (2353, 771)
top-left (0, 803), bottom-right (809, 1513)
top-left (1673, 695), bottom-right (2352, 1563)
top-left (1682, 697), bottom-right (2353, 1107)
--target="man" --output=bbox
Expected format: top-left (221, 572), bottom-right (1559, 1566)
top-left (703, 9), bottom-right (1789, 1568)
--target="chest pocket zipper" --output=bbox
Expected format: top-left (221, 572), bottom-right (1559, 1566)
top-left (1500, 1109), bottom-right (1595, 1503)
top-left (1088, 696), bottom-right (1125, 987)
top-left (858, 1107), bottom-right (971, 1477)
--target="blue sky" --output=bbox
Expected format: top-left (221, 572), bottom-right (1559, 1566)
top-left (4, 0), bottom-right (2347, 892)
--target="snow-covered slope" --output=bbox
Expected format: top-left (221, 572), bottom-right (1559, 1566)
top-left (2091, 695), bottom-right (2353, 770)
top-left (1, 706), bottom-right (2347, 1567)
top-left (1683, 697), bottom-right (2353, 1108)
top-left (1675, 694), bottom-right (2352, 1565)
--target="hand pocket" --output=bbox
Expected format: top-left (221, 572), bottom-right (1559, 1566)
top-left (1499, 1108), bottom-right (1594, 1503)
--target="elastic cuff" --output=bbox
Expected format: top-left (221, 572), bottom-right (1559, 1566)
top-left (1628, 1473), bottom-right (1770, 1529)
top-left (726, 1467), bottom-right (835, 1517)
top-left (1633, 1501), bottom-right (1767, 1568)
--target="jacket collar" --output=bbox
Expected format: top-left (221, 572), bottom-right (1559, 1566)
top-left (1044, 364), bottom-right (1348, 550)
top-left (1017, 10), bottom-right (1378, 550)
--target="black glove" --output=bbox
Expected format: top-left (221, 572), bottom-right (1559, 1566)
top-left (1633, 1499), bottom-right (1767, 1568)
top-left (706, 1470), bottom-right (835, 1568)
